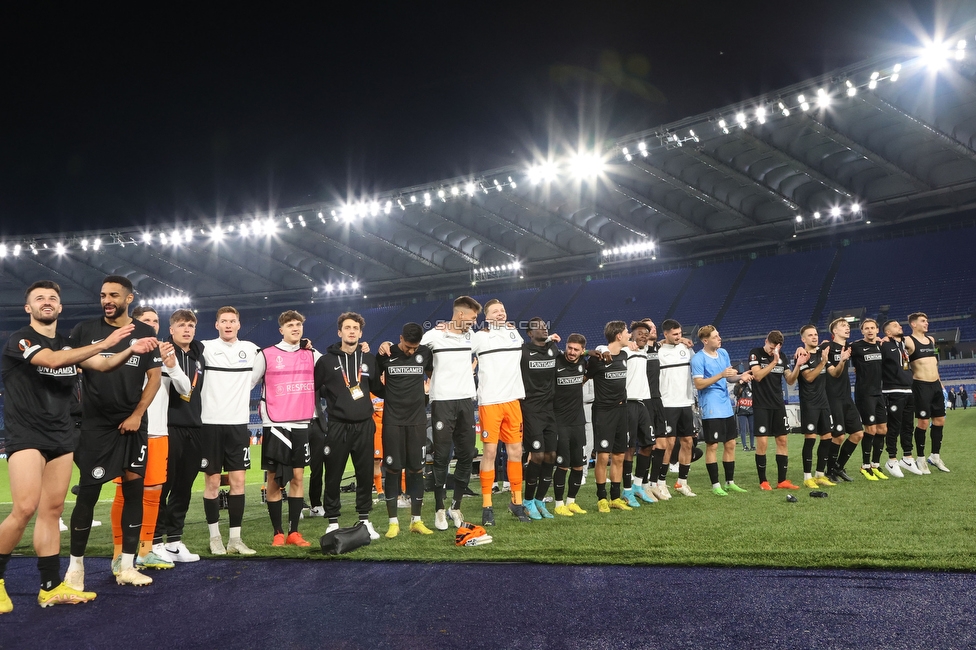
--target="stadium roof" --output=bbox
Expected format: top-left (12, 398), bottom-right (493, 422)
top-left (4, 27), bottom-right (976, 319)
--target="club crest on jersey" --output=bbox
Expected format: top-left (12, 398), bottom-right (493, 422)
top-left (510, 332), bottom-right (516, 340)
top-left (361, 363), bottom-right (368, 372)
top-left (239, 351), bottom-right (247, 359)
top-left (578, 364), bottom-right (582, 372)
top-left (129, 338), bottom-right (139, 347)
top-left (679, 350), bottom-right (687, 357)
top-left (547, 348), bottom-right (554, 356)
top-left (435, 421), bottom-right (444, 431)
top-left (415, 354), bottom-right (423, 363)
top-left (91, 466), bottom-right (105, 480)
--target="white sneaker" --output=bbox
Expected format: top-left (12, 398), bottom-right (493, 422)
top-left (397, 495), bottom-right (411, 509)
top-left (91, 520), bottom-right (102, 528)
top-left (674, 483), bottom-right (697, 497)
top-left (59, 517), bottom-right (68, 532)
top-left (502, 481), bottom-right (511, 491)
top-left (325, 522), bottom-right (339, 534)
top-left (899, 458), bottom-right (924, 476)
top-left (64, 568), bottom-right (85, 591)
top-left (152, 543), bottom-right (175, 563)
top-left (226, 538), bottom-right (257, 555)
top-left (209, 535), bottom-right (226, 555)
top-left (165, 542), bottom-right (200, 563)
top-left (657, 483), bottom-right (672, 500)
top-left (885, 459), bottom-right (905, 478)
top-left (434, 509), bottom-right (449, 531)
top-left (116, 566), bottom-right (153, 586)
top-left (918, 458), bottom-right (932, 475)
top-left (645, 484), bottom-right (663, 501)
top-left (308, 506), bottom-right (325, 518)
top-left (447, 507), bottom-right (464, 528)
top-left (579, 475), bottom-right (586, 485)
top-left (363, 521), bottom-right (380, 540)
top-left (928, 454), bottom-right (950, 473)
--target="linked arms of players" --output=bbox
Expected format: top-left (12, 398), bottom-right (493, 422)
top-left (31, 323), bottom-right (159, 373)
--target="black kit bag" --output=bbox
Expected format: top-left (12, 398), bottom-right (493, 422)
top-left (320, 521), bottom-right (372, 555)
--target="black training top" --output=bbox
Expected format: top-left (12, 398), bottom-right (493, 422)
top-left (376, 344), bottom-right (432, 427)
top-left (796, 344), bottom-right (830, 409)
top-left (521, 340), bottom-right (559, 408)
top-left (553, 353), bottom-right (587, 426)
top-left (586, 351), bottom-right (628, 410)
top-left (850, 340), bottom-right (883, 398)
top-left (880, 339), bottom-right (913, 391)
top-left (645, 341), bottom-right (661, 399)
top-left (825, 341), bottom-right (853, 402)
top-left (2, 326), bottom-right (77, 443)
top-left (748, 347), bottom-right (786, 410)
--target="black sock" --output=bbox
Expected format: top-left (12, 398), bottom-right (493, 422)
top-left (568, 469), bottom-right (583, 499)
top-left (815, 439), bottom-right (830, 473)
top-left (37, 555), bottom-right (60, 592)
top-left (407, 472), bottom-right (424, 517)
top-left (553, 468), bottom-right (568, 501)
top-left (802, 438), bottom-right (815, 474)
top-left (861, 434), bottom-right (873, 466)
top-left (384, 472), bottom-right (400, 519)
top-left (434, 485), bottom-right (446, 511)
top-left (610, 481), bottom-right (621, 500)
top-left (651, 447), bottom-right (665, 483)
top-left (0, 552), bottom-right (10, 580)
top-left (635, 453), bottom-right (651, 484)
top-left (451, 477), bottom-right (467, 508)
top-left (204, 497), bottom-right (220, 525)
top-left (706, 461), bottom-right (719, 485)
top-left (524, 462), bottom-right (541, 501)
top-left (227, 494), bottom-right (245, 529)
top-left (836, 440), bottom-right (858, 471)
top-left (287, 497), bottom-right (303, 534)
top-left (622, 460), bottom-right (633, 490)
top-left (776, 454), bottom-right (789, 484)
top-left (930, 425), bottom-right (944, 454)
top-left (723, 461), bottom-right (735, 484)
top-left (872, 434), bottom-right (886, 463)
top-left (755, 454), bottom-right (768, 483)
top-left (827, 441), bottom-right (840, 473)
top-left (678, 463), bottom-right (690, 481)
top-left (536, 462), bottom-right (554, 501)
top-left (267, 499), bottom-right (283, 535)
top-left (596, 481), bottom-right (608, 501)
top-left (69, 484), bottom-right (101, 557)
top-left (914, 427), bottom-right (926, 457)
top-left (669, 444), bottom-right (680, 465)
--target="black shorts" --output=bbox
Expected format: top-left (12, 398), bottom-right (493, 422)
top-left (912, 379), bottom-right (946, 419)
top-left (828, 399), bottom-right (863, 436)
top-left (75, 427), bottom-right (148, 486)
top-left (627, 401), bottom-right (655, 448)
top-left (382, 424), bottom-right (427, 472)
top-left (800, 406), bottom-right (832, 435)
top-left (855, 394), bottom-right (887, 426)
top-left (555, 423), bottom-right (586, 468)
top-left (702, 416), bottom-right (737, 444)
top-left (663, 407), bottom-right (695, 438)
top-left (592, 405), bottom-right (629, 454)
top-left (645, 398), bottom-right (666, 442)
top-left (523, 409), bottom-right (557, 454)
top-left (260, 425), bottom-right (310, 472)
top-left (6, 443), bottom-right (74, 462)
top-left (753, 407), bottom-right (788, 437)
top-left (201, 424), bottom-right (251, 474)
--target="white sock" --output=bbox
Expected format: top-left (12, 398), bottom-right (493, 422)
top-left (389, 517), bottom-right (398, 525)
top-left (68, 555), bottom-right (84, 571)
top-left (229, 526), bottom-right (241, 540)
top-left (555, 500), bottom-right (565, 508)
top-left (120, 552), bottom-right (135, 571)
top-left (208, 522), bottom-right (220, 538)
top-left (411, 516), bottom-right (421, 523)
top-left (803, 472), bottom-right (812, 480)
top-left (566, 497), bottom-right (575, 505)
top-left (815, 471), bottom-right (824, 478)
top-left (712, 482), bottom-right (721, 489)
top-left (633, 478), bottom-right (642, 487)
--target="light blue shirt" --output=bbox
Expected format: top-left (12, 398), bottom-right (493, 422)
top-left (692, 348), bottom-right (734, 419)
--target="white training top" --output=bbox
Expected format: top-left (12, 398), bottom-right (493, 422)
top-left (471, 325), bottom-right (525, 406)
top-left (251, 341), bottom-right (323, 428)
top-left (658, 343), bottom-right (695, 408)
top-left (200, 338), bottom-right (261, 425)
top-left (146, 363), bottom-right (191, 437)
top-left (421, 328), bottom-right (476, 401)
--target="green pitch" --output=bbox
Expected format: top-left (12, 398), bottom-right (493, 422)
top-left (2, 410), bottom-right (974, 570)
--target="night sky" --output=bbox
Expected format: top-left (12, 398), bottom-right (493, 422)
top-left (1, 1), bottom-right (959, 238)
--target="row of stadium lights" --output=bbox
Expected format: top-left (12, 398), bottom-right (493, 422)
top-left (1, 36), bottom-right (969, 277)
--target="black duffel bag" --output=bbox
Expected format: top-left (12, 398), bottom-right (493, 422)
top-left (320, 521), bottom-right (372, 555)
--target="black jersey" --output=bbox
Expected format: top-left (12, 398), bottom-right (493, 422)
top-left (645, 341), bottom-right (661, 399)
top-left (748, 347), bottom-right (786, 410)
top-left (376, 344), bottom-right (432, 426)
top-left (880, 338), bottom-right (913, 392)
top-left (554, 353), bottom-right (587, 426)
top-left (825, 341), bottom-right (853, 402)
top-left (797, 345), bottom-right (830, 409)
top-left (908, 334), bottom-right (937, 362)
top-left (69, 318), bottom-right (161, 430)
top-left (2, 327), bottom-right (77, 443)
top-left (521, 341), bottom-right (559, 408)
top-left (585, 351), bottom-right (628, 409)
top-left (850, 340), bottom-right (883, 398)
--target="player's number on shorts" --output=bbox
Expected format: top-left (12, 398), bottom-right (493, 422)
top-left (243, 447), bottom-right (251, 463)
top-left (137, 445), bottom-right (147, 463)
top-left (304, 443), bottom-right (311, 459)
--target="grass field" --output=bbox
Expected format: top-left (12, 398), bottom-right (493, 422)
top-left (2, 410), bottom-right (974, 571)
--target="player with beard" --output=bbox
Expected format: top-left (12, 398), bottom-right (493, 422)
top-left (587, 321), bottom-right (634, 512)
top-left (519, 317), bottom-right (561, 519)
top-left (551, 334), bottom-right (589, 516)
top-left (903, 312), bottom-right (949, 473)
top-left (748, 331), bottom-right (803, 490)
top-left (879, 320), bottom-right (922, 476)
top-left (691, 326), bottom-right (752, 497)
top-left (0, 281), bottom-right (149, 612)
top-left (658, 320), bottom-right (698, 497)
top-left (824, 319), bottom-right (865, 483)
top-left (849, 319), bottom-right (889, 481)
top-left (795, 325), bottom-right (834, 488)
top-left (66, 276), bottom-right (162, 589)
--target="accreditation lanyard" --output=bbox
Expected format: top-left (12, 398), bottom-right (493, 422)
top-left (340, 350), bottom-right (364, 400)
top-left (180, 354), bottom-right (201, 402)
